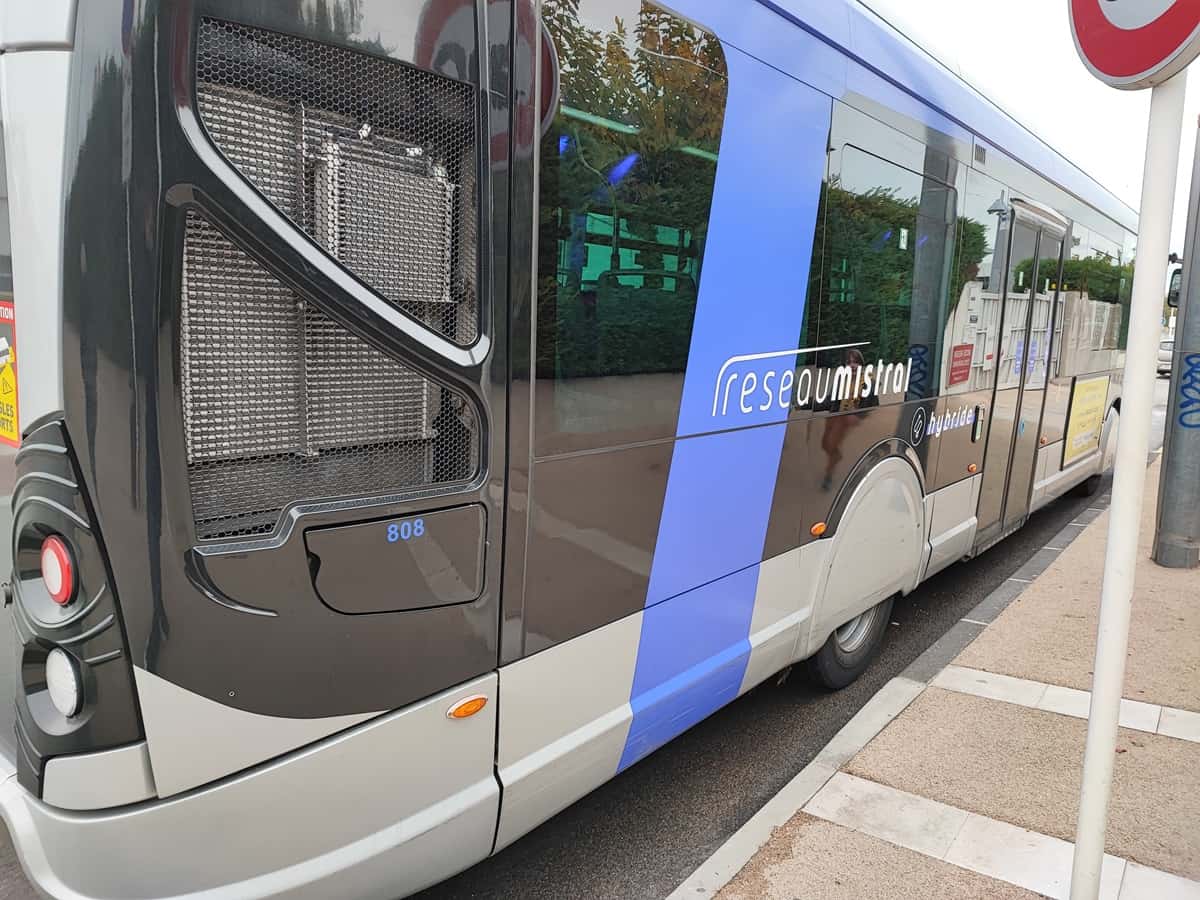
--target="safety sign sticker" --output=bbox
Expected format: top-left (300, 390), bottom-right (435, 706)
top-left (1063, 374), bottom-right (1109, 467)
top-left (0, 299), bottom-right (18, 447)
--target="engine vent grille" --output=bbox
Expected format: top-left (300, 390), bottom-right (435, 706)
top-left (195, 17), bottom-right (479, 344)
top-left (180, 213), bottom-right (479, 541)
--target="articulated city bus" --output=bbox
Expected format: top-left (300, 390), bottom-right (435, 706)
top-left (0, 0), bottom-right (1135, 897)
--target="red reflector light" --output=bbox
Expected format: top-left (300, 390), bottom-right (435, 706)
top-left (40, 536), bottom-right (75, 606)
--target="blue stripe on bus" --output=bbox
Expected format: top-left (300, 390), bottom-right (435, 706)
top-left (620, 566), bottom-right (759, 770)
top-left (618, 48), bottom-right (831, 771)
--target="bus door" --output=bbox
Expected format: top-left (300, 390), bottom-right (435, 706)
top-left (976, 202), bottom-right (1068, 543)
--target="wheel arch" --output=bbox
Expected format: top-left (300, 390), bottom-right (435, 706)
top-left (799, 445), bottom-right (928, 661)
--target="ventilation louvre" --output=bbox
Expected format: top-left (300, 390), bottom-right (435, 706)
top-left (195, 17), bottom-right (479, 344)
top-left (180, 213), bottom-right (479, 541)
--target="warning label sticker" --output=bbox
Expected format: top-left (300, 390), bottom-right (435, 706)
top-left (0, 300), bottom-right (18, 447)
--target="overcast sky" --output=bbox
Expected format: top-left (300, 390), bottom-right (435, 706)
top-left (862, 0), bottom-right (1199, 257)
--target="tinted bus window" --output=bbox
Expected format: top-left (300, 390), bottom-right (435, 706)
top-left (535, 0), bottom-right (727, 454)
top-left (1020, 234), bottom-right (1061, 390)
top-left (1055, 232), bottom-right (1131, 376)
top-left (997, 221), bottom-right (1038, 389)
top-left (942, 168), bottom-right (1005, 396)
top-left (805, 146), bottom-right (958, 404)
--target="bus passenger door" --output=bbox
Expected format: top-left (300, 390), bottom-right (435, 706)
top-left (1003, 230), bottom-right (1064, 531)
top-left (975, 204), bottom-right (1067, 544)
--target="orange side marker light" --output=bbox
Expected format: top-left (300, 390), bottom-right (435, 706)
top-left (447, 695), bottom-right (488, 720)
top-left (967, 464), bottom-right (979, 474)
top-left (810, 522), bottom-right (828, 538)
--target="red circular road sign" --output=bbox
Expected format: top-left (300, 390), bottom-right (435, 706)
top-left (1070, 0), bottom-right (1200, 89)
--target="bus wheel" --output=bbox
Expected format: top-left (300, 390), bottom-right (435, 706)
top-left (806, 596), bottom-right (894, 690)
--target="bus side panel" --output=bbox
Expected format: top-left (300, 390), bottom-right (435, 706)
top-left (496, 542), bottom-right (824, 849)
top-left (617, 53), bottom-right (831, 770)
top-left (495, 613), bottom-right (642, 850)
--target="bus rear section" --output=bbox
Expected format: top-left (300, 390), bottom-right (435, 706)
top-left (0, 0), bottom-right (512, 897)
top-left (0, 0), bottom-right (1136, 898)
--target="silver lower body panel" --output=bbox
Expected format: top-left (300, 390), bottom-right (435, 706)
top-left (0, 674), bottom-right (500, 900)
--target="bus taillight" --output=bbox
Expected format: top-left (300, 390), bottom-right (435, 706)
top-left (39, 535), bottom-right (75, 606)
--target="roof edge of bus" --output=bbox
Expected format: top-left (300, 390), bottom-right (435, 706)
top-left (854, 0), bottom-right (1141, 228)
top-left (760, 0), bottom-right (1140, 234)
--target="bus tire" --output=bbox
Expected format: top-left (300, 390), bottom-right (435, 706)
top-left (806, 596), bottom-right (894, 690)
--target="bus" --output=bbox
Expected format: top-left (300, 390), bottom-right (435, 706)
top-left (0, 0), bottom-right (1135, 897)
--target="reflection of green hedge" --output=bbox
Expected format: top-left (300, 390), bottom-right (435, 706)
top-left (541, 281), bottom-right (697, 378)
top-left (813, 302), bottom-right (912, 366)
top-left (1015, 255), bottom-right (1130, 304)
top-left (826, 187), bottom-right (918, 306)
top-left (811, 182), bottom-right (988, 360)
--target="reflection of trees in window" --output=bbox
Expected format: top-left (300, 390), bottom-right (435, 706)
top-left (537, 0), bottom-right (727, 380)
top-left (1015, 254), bottom-right (1129, 304)
top-left (808, 174), bottom-right (986, 393)
top-left (1016, 252), bottom-right (1133, 355)
top-left (819, 181), bottom-right (920, 366)
top-left (948, 215), bottom-right (988, 311)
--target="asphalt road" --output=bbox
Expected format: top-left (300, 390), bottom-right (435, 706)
top-left (417, 377), bottom-right (1171, 900)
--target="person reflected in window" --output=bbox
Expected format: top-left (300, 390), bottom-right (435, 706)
top-left (820, 348), bottom-right (878, 491)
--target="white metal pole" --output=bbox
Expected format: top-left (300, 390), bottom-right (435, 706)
top-left (1069, 69), bottom-right (1189, 900)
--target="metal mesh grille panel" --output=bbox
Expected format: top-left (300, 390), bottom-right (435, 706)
top-left (195, 17), bottom-right (479, 343)
top-left (181, 213), bottom-right (479, 541)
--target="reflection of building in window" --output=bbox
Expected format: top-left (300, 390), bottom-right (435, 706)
top-left (1054, 252), bottom-right (1131, 376)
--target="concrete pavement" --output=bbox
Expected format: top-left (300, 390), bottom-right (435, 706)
top-left (686, 457), bottom-right (1200, 900)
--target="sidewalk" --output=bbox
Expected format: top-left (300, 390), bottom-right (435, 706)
top-left (676, 458), bottom-right (1200, 900)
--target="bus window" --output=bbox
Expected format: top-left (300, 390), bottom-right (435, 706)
top-left (1055, 235), bottom-right (1131, 377)
top-left (806, 145), bottom-right (959, 403)
top-left (1018, 234), bottom-right (1062, 390)
top-left (997, 222), bottom-right (1038, 389)
top-left (943, 169), bottom-right (1007, 396)
top-left (534, 0), bottom-right (727, 455)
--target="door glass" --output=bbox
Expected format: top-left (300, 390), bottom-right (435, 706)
top-left (997, 222), bottom-right (1038, 389)
top-left (1024, 236), bottom-right (1061, 389)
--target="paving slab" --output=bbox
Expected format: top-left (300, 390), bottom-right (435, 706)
top-left (956, 463), bottom-right (1200, 712)
top-left (716, 812), bottom-right (1044, 900)
top-left (845, 687), bottom-right (1200, 880)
